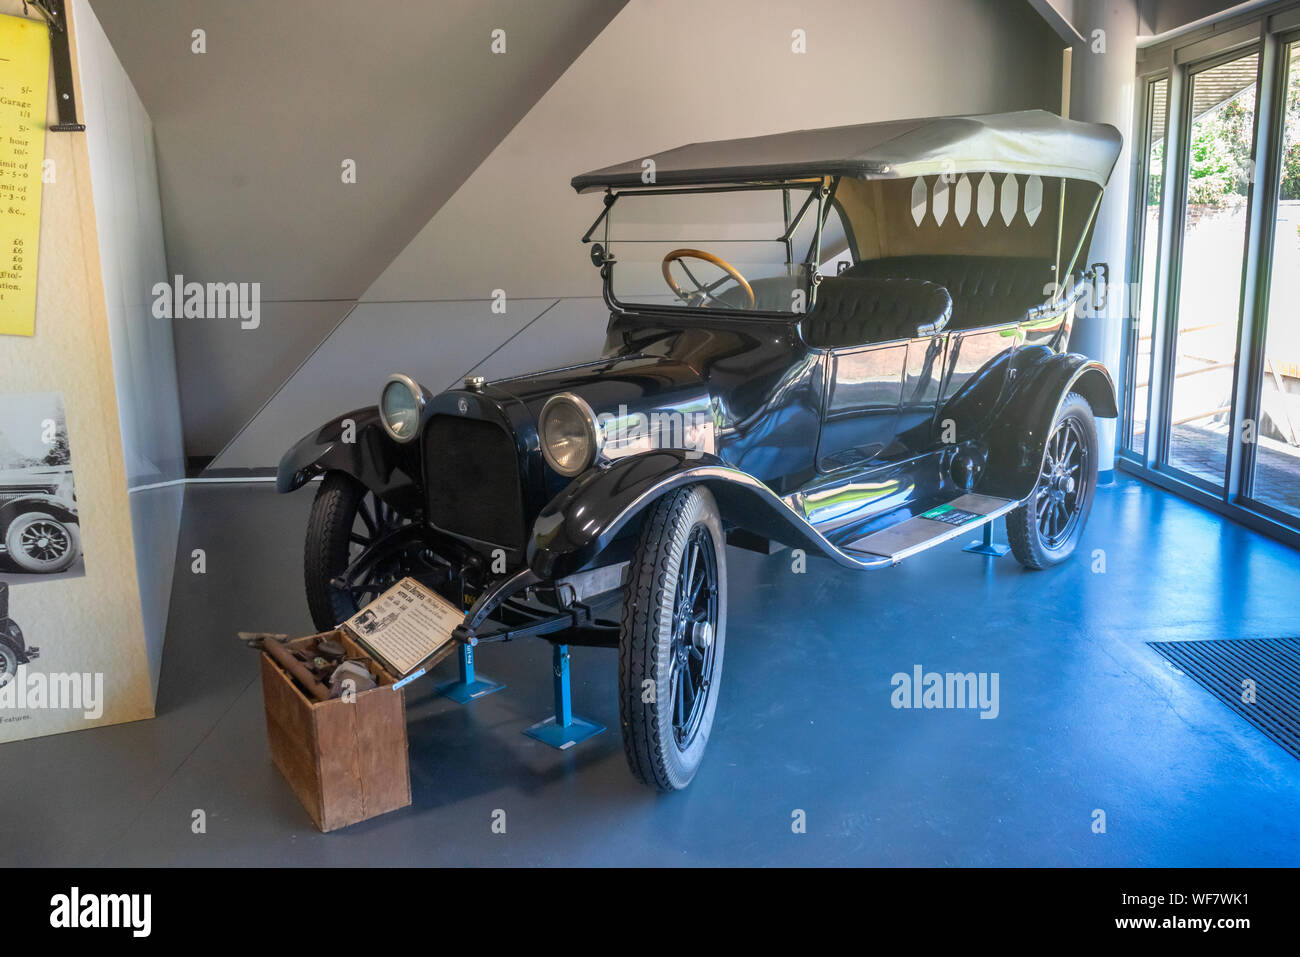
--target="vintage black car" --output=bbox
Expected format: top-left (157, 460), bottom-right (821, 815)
top-left (0, 468), bottom-right (81, 575)
top-left (0, 581), bottom-right (38, 687)
top-left (278, 111), bottom-right (1122, 790)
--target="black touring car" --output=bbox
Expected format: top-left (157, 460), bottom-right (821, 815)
top-left (278, 110), bottom-right (1122, 790)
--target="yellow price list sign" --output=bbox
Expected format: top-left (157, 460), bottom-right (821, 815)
top-left (0, 13), bottom-right (51, 337)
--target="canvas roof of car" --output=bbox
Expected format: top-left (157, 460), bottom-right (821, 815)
top-left (571, 110), bottom-right (1122, 192)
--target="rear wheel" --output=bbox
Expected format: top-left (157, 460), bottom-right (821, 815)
top-left (619, 485), bottom-right (727, 791)
top-left (1007, 391), bottom-right (1098, 569)
top-left (304, 472), bottom-right (411, 631)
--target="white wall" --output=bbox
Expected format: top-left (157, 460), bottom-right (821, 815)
top-left (1068, 0), bottom-right (1138, 473)
top-left (365, 0), bottom-right (1063, 302)
top-left (74, 0), bottom-right (185, 695)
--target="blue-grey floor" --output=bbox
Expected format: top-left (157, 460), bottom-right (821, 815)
top-left (3, 475), bottom-right (1300, 866)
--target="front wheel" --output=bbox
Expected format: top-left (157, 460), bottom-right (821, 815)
top-left (619, 485), bottom-right (727, 791)
top-left (0, 639), bottom-right (17, 688)
top-left (304, 472), bottom-right (411, 631)
top-left (4, 512), bottom-right (81, 574)
top-left (1006, 391), bottom-right (1098, 569)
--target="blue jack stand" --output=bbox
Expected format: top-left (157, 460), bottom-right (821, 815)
top-left (435, 643), bottom-right (505, 703)
top-left (963, 521), bottom-right (1011, 557)
top-left (523, 644), bottom-right (604, 751)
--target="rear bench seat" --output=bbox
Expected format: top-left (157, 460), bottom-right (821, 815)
top-left (840, 255), bottom-right (1055, 332)
top-left (719, 255), bottom-right (1056, 349)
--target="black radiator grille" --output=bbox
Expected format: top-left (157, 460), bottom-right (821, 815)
top-left (424, 415), bottom-right (526, 549)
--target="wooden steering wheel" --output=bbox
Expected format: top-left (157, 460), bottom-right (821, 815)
top-left (661, 248), bottom-right (755, 309)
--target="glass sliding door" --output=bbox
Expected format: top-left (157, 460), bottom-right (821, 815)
top-left (1123, 9), bottom-right (1300, 549)
top-left (1249, 41), bottom-right (1300, 519)
top-left (1128, 77), bottom-right (1168, 456)
top-left (1166, 51), bottom-right (1260, 487)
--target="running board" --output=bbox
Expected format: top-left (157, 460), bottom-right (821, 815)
top-left (843, 493), bottom-right (1017, 564)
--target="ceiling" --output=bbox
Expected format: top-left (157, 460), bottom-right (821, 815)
top-left (87, 0), bottom-right (627, 302)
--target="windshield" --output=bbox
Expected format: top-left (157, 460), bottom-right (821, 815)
top-left (599, 185), bottom-right (849, 315)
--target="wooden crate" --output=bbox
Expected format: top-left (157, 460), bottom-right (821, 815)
top-left (260, 629), bottom-right (411, 832)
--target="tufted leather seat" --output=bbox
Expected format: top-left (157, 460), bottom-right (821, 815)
top-left (841, 255), bottom-right (1054, 331)
top-left (802, 277), bottom-right (952, 349)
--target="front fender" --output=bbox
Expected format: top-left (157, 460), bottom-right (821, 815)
top-left (276, 407), bottom-right (422, 513)
top-left (0, 494), bottom-right (78, 529)
top-left (979, 352), bottom-right (1117, 502)
top-left (527, 450), bottom-right (883, 579)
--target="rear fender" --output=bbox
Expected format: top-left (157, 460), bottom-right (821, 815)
top-left (528, 450), bottom-right (879, 579)
top-left (979, 352), bottom-right (1116, 502)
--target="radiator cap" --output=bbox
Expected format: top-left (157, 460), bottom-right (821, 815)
top-left (464, 375), bottom-right (486, 392)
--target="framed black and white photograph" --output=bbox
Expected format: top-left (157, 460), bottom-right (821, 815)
top-left (0, 392), bottom-right (84, 584)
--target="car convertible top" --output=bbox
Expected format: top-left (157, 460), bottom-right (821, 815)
top-left (572, 110), bottom-right (1122, 192)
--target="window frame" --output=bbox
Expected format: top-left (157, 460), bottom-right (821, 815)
top-left (1118, 1), bottom-right (1300, 551)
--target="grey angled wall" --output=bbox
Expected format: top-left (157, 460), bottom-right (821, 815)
top-left (88, 0), bottom-right (629, 467)
top-left (94, 0), bottom-right (1066, 471)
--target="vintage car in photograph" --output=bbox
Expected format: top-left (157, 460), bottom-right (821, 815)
top-left (0, 581), bottom-right (37, 688)
top-left (278, 110), bottom-right (1122, 790)
top-left (0, 468), bottom-right (81, 575)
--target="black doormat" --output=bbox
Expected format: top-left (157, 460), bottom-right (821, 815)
top-left (1149, 638), bottom-right (1300, 759)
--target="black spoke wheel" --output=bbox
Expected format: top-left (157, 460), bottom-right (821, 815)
top-left (0, 641), bottom-right (17, 689)
top-left (304, 472), bottom-right (411, 631)
top-left (1007, 391), bottom-right (1099, 569)
top-left (670, 525), bottom-right (720, 748)
top-left (619, 485), bottom-right (727, 791)
top-left (4, 512), bottom-right (81, 574)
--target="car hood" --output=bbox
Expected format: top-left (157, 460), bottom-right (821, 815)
top-left (487, 353), bottom-right (706, 413)
top-left (462, 353), bottom-right (717, 464)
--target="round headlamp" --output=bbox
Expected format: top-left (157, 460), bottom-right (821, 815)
top-left (379, 373), bottom-right (428, 443)
top-left (539, 393), bottom-right (602, 477)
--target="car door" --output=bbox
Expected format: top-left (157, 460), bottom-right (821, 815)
top-left (936, 325), bottom-right (1020, 438)
top-left (815, 340), bottom-right (909, 471)
top-left (894, 332), bottom-right (948, 454)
